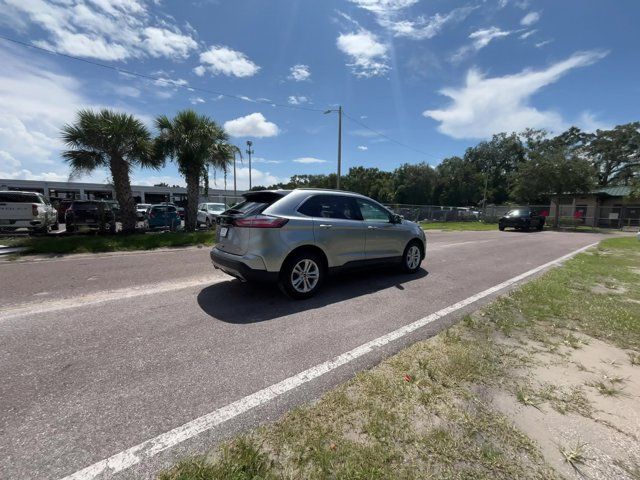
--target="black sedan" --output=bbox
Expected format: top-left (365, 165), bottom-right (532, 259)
top-left (498, 209), bottom-right (545, 232)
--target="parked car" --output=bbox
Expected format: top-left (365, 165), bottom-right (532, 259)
top-left (102, 200), bottom-right (121, 221)
top-left (498, 208), bottom-right (545, 231)
top-left (136, 203), bottom-right (151, 220)
top-left (65, 200), bottom-right (117, 234)
top-left (54, 198), bottom-right (74, 223)
top-left (197, 202), bottom-right (226, 228)
top-left (145, 204), bottom-right (181, 231)
top-left (210, 189), bottom-right (426, 299)
top-left (177, 207), bottom-right (185, 220)
top-left (0, 191), bottom-right (59, 234)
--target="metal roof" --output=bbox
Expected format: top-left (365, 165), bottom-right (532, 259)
top-left (593, 186), bottom-right (631, 197)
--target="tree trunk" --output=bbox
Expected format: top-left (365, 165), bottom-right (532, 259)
top-left (185, 169), bottom-right (200, 231)
top-left (110, 156), bottom-right (137, 234)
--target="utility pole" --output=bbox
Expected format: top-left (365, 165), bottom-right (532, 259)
top-left (233, 151), bottom-right (237, 197)
top-left (246, 140), bottom-right (254, 191)
top-left (324, 106), bottom-right (342, 190)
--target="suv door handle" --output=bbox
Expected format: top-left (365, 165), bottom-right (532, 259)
top-left (319, 224), bottom-right (332, 229)
top-left (367, 225), bottom-right (378, 230)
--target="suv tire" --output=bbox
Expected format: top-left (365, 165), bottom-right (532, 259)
top-left (401, 240), bottom-right (423, 273)
top-left (279, 250), bottom-right (325, 299)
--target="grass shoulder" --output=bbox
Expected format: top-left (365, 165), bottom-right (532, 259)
top-left (5, 231), bottom-right (216, 256)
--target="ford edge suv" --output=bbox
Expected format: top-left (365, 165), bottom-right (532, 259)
top-left (210, 189), bottom-right (426, 299)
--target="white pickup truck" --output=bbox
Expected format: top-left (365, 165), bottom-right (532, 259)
top-left (0, 191), bottom-right (59, 233)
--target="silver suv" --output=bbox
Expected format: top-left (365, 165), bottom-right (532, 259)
top-left (210, 189), bottom-right (426, 298)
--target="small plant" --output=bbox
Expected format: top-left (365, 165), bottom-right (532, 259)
top-left (559, 442), bottom-right (588, 470)
top-left (515, 387), bottom-right (542, 410)
top-left (628, 352), bottom-right (640, 366)
top-left (588, 379), bottom-right (625, 397)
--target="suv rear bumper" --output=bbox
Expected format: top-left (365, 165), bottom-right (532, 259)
top-left (210, 248), bottom-right (278, 283)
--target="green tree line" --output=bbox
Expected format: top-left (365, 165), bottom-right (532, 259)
top-left (256, 123), bottom-right (640, 207)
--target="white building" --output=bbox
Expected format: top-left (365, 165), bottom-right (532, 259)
top-left (0, 178), bottom-right (245, 206)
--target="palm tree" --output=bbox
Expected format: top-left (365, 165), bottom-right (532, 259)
top-left (61, 109), bottom-right (159, 234)
top-left (154, 110), bottom-right (232, 231)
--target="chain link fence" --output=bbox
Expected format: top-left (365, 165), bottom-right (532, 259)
top-left (383, 203), bottom-right (639, 230)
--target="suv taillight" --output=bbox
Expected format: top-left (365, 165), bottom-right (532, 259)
top-left (32, 204), bottom-right (38, 216)
top-left (234, 215), bottom-right (288, 228)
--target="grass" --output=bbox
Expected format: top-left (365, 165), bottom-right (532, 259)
top-left (420, 221), bottom-right (498, 231)
top-left (160, 237), bottom-right (639, 479)
top-left (3, 231), bottom-right (216, 256)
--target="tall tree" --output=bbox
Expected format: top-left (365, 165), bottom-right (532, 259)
top-left (512, 144), bottom-right (596, 227)
top-left (434, 156), bottom-right (484, 206)
top-left (392, 162), bottom-right (436, 205)
top-left (155, 110), bottom-right (231, 231)
top-left (61, 109), bottom-right (158, 234)
top-left (586, 122), bottom-right (640, 186)
top-left (464, 132), bottom-right (526, 204)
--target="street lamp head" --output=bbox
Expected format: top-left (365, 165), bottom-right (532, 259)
top-left (246, 140), bottom-right (252, 146)
top-left (324, 109), bottom-right (332, 114)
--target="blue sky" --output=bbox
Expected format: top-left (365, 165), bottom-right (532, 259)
top-left (0, 0), bottom-right (638, 190)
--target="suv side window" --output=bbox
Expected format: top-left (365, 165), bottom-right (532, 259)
top-left (298, 195), bottom-right (362, 220)
top-left (356, 199), bottom-right (391, 222)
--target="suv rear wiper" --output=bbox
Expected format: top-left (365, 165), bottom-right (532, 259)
top-left (224, 208), bottom-right (243, 214)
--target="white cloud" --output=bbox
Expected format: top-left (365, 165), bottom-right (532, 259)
top-left (197, 45), bottom-right (260, 78)
top-left (337, 29), bottom-right (389, 77)
top-left (193, 65), bottom-right (206, 76)
top-left (452, 27), bottom-right (512, 62)
top-left (288, 64), bottom-right (311, 81)
top-left (189, 97), bottom-right (205, 104)
top-left (142, 27), bottom-right (198, 59)
top-left (223, 113), bottom-right (279, 138)
top-left (535, 40), bottom-right (553, 48)
top-left (519, 29), bottom-right (536, 40)
top-left (348, 1), bottom-right (474, 40)
top-left (293, 157), bottom-right (327, 164)
top-left (1, 0), bottom-right (198, 61)
top-left (287, 95), bottom-right (309, 105)
top-left (423, 50), bottom-right (609, 139)
top-left (357, 145), bottom-right (368, 151)
top-left (520, 11), bottom-right (541, 26)
top-left (251, 157), bottom-right (283, 164)
top-left (209, 167), bottom-right (287, 191)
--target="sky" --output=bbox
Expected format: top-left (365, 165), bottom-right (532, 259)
top-left (0, 0), bottom-right (638, 191)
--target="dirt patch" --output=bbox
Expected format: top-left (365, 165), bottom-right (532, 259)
top-left (492, 334), bottom-right (640, 480)
top-left (591, 283), bottom-right (628, 295)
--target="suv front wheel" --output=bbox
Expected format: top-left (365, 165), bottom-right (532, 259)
top-left (402, 241), bottom-right (423, 273)
top-left (279, 251), bottom-right (324, 299)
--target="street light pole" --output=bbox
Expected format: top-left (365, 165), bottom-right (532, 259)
top-left (324, 106), bottom-right (342, 190)
top-left (246, 140), bottom-right (254, 191)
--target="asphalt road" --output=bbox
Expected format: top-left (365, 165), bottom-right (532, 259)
top-left (0, 230), bottom-right (607, 479)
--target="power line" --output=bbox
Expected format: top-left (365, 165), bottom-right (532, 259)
top-left (0, 34), bottom-right (326, 113)
top-left (0, 33), bottom-right (442, 161)
top-left (342, 111), bottom-right (441, 161)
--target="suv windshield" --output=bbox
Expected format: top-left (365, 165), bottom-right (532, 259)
top-left (507, 209), bottom-right (529, 217)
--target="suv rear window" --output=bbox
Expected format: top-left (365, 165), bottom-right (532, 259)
top-left (0, 192), bottom-right (40, 203)
top-left (298, 194), bottom-right (362, 220)
top-left (71, 202), bottom-right (100, 211)
top-left (226, 191), bottom-right (288, 215)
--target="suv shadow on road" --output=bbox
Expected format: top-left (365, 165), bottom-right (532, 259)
top-left (197, 268), bottom-right (429, 324)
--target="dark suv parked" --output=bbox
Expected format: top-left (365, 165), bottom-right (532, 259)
top-left (498, 208), bottom-right (545, 232)
top-left (65, 200), bottom-right (117, 234)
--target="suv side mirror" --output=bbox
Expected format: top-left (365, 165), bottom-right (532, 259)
top-left (392, 214), bottom-right (403, 224)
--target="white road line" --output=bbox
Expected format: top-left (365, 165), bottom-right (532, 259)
top-left (58, 241), bottom-right (599, 480)
top-left (0, 276), bottom-right (228, 321)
